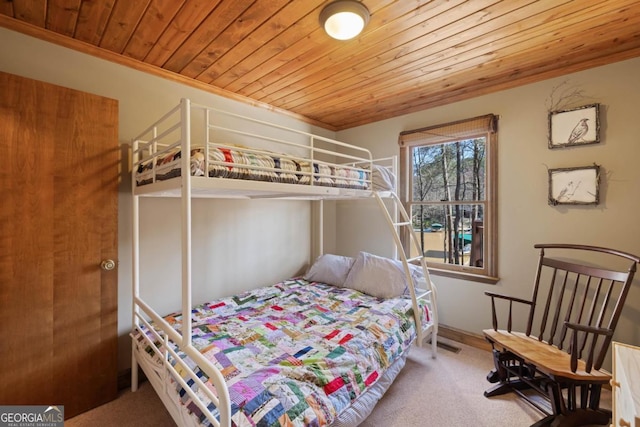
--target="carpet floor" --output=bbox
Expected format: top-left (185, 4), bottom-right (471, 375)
top-left (66, 338), bottom-right (611, 426)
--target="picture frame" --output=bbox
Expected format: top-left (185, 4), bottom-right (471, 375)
top-left (548, 103), bottom-right (600, 148)
top-left (548, 165), bottom-right (600, 206)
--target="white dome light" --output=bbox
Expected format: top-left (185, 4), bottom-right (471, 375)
top-left (320, 1), bottom-right (370, 41)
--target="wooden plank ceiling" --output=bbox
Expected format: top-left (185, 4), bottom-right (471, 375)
top-left (1, 0), bottom-right (640, 130)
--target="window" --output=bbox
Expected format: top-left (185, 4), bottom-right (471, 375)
top-left (399, 115), bottom-right (498, 283)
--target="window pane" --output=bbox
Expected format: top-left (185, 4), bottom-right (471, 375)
top-left (410, 204), bottom-right (484, 268)
top-left (411, 138), bottom-right (486, 202)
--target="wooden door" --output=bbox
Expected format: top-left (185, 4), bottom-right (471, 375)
top-left (0, 71), bottom-right (119, 418)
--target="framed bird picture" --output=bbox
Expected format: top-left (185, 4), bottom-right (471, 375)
top-left (548, 165), bottom-right (600, 206)
top-left (548, 103), bottom-right (600, 148)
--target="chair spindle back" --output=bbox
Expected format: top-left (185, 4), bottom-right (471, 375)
top-left (525, 244), bottom-right (638, 371)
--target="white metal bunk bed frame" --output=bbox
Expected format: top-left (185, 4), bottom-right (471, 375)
top-left (130, 98), bottom-right (438, 427)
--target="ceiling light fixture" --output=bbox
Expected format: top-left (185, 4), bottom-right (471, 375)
top-left (320, 1), bottom-right (370, 41)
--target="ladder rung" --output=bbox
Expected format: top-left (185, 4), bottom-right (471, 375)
top-left (393, 221), bottom-right (412, 226)
top-left (407, 256), bottom-right (422, 263)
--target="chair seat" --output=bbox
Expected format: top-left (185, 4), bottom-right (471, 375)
top-left (483, 329), bottom-right (611, 382)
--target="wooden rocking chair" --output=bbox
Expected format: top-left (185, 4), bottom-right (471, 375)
top-left (483, 244), bottom-right (640, 427)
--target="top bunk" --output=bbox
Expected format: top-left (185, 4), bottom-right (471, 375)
top-left (131, 99), bottom-right (396, 199)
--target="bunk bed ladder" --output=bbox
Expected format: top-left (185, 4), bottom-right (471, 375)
top-left (373, 192), bottom-right (438, 357)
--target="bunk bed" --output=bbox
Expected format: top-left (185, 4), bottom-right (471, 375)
top-left (130, 99), bottom-right (439, 427)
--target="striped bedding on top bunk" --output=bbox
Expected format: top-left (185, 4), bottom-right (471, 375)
top-left (135, 145), bottom-right (371, 190)
top-left (134, 278), bottom-right (430, 427)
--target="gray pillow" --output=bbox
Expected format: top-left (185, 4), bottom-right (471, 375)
top-left (304, 254), bottom-right (355, 287)
top-left (343, 252), bottom-right (424, 298)
top-left (372, 165), bottom-right (396, 191)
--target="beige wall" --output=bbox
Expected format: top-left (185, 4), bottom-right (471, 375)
top-left (336, 57), bottom-right (640, 365)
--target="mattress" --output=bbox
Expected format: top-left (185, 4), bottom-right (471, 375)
top-left (133, 278), bottom-right (430, 427)
top-left (135, 146), bottom-right (373, 190)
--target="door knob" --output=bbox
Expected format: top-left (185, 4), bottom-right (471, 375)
top-left (101, 259), bottom-right (116, 271)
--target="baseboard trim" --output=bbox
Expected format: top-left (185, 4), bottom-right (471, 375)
top-left (438, 324), bottom-right (492, 352)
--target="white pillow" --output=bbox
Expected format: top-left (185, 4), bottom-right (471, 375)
top-left (304, 254), bottom-right (355, 287)
top-left (343, 252), bottom-right (422, 298)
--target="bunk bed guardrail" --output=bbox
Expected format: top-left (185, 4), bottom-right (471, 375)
top-left (131, 99), bottom-right (378, 198)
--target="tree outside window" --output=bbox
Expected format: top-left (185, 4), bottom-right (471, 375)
top-left (399, 115), bottom-right (498, 283)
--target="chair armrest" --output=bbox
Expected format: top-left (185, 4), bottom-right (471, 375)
top-left (565, 322), bottom-right (614, 373)
top-left (485, 291), bottom-right (533, 332)
top-left (564, 322), bottom-right (614, 337)
top-left (484, 291), bottom-right (533, 306)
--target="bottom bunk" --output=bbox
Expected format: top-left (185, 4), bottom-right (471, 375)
top-left (132, 274), bottom-right (434, 427)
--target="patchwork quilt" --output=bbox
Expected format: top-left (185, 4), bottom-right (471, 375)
top-left (135, 278), bottom-right (430, 427)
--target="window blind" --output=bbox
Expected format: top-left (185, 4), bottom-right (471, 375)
top-left (398, 114), bottom-right (498, 147)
